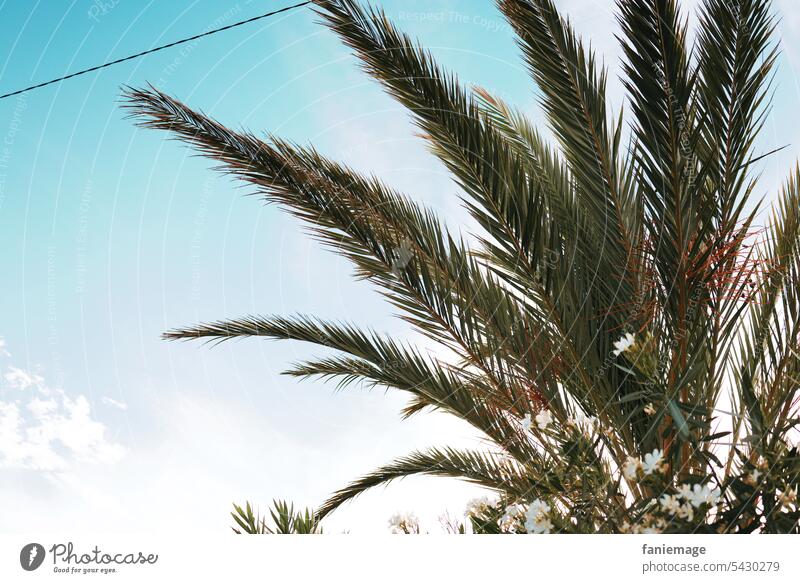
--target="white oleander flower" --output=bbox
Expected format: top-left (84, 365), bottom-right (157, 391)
top-left (643, 402), bottom-right (656, 416)
top-left (528, 499), bottom-right (550, 516)
top-left (705, 486), bottom-right (721, 506)
top-left (567, 411), bottom-right (598, 435)
top-left (524, 499), bottom-right (552, 534)
top-left (465, 496), bottom-right (492, 517)
top-left (677, 483), bottom-right (692, 500)
top-left (642, 449), bottom-right (664, 475)
top-left (499, 504), bottom-right (525, 532)
top-left (623, 456), bottom-right (641, 480)
top-left (521, 413), bottom-right (534, 432)
top-left (631, 516), bottom-right (661, 534)
top-left (527, 516), bottom-right (553, 534)
top-left (613, 332), bottom-right (636, 356)
top-left (535, 409), bottom-right (553, 430)
top-left (686, 484), bottom-right (720, 508)
top-left (388, 512), bottom-right (419, 534)
top-left (660, 494), bottom-right (681, 515)
top-left (503, 503), bottom-right (524, 517)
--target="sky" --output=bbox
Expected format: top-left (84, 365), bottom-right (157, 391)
top-left (1, 0), bottom-right (800, 534)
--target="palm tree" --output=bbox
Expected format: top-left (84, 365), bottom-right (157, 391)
top-left (125, 0), bottom-right (799, 533)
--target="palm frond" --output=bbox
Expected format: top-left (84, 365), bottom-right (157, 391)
top-left (312, 0), bottom-right (565, 312)
top-left (232, 500), bottom-right (322, 534)
top-left (497, 0), bottom-right (637, 260)
top-left (316, 447), bottom-right (534, 518)
top-left (124, 85), bottom-right (551, 409)
top-left (698, 0), bottom-right (777, 222)
top-left (125, 0), bottom-right (800, 534)
top-left (735, 167), bottom-right (800, 453)
top-left (167, 314), bottom-right (537, 461)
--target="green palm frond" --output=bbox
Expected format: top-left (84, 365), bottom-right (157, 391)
top-left (734, 169), bottom-right (800, 451)
top-left (316, 447), bottom-right (534, 519)
top-left (313, 0), bottom-right (561, 301)
top-left (490, 1), bottom-right (650, 444)
top-left (166, 314), bottom-right (536, 460)
top-left (698, 0), bottom-right (777, 218)
top-left (126, 86), bottom-right (542, 397)
top-left (232, 500), bottom-right (321, 534)
top-left (127, 0), bottom-right (800, 533)
top-left (497, 0), bottom-right (637, 257)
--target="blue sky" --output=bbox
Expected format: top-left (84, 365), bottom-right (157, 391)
top-left (1, 0), bottom-right (799, 533)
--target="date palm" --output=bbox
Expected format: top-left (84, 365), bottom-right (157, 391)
top-left (125, 0), bottom-right (799, 533)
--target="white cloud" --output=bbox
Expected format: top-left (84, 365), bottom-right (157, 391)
top-left (0, 337), bottom-right (9, 358)
top-left (0, 338), bottom-right (126, 472)
top-left (4, 365), bottom-right (44, 390)
top-left (0, 390), bottom-right (485, 534)
top-left (0, 390), bottom-right (126, 471)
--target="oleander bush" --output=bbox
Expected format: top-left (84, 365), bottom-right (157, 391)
top-left (127, 0), bottom-right (799, 533)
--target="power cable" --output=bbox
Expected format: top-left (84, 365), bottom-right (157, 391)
top-left (0, 1), bottom-right (311, 101)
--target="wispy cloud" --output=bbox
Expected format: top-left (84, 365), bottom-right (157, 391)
top-left (0, 337), bottom-right (125, 472)
top-left (4, 366), bottom-right (45, 390)
top-left (101, 396), bottom-right (128, 411)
